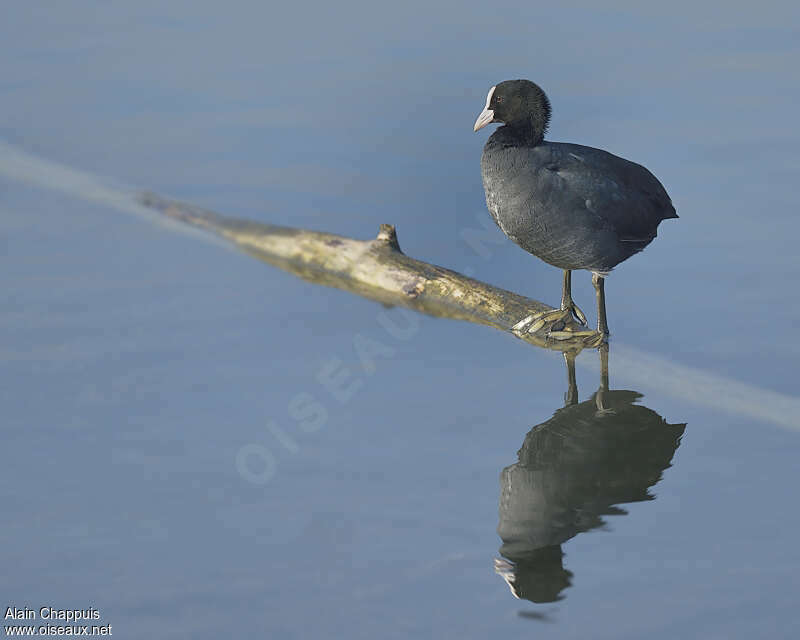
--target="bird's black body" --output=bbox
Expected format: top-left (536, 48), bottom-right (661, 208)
top-left (481, 132), bottom-right (676, 273)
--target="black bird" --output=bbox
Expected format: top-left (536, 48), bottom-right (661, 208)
top-left (474, 79), bottom-right (678, 336)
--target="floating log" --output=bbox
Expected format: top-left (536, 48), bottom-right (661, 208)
top-left (138, 192), bottom-right (603, 353)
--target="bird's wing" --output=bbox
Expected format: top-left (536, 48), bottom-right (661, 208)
top-left (532, 143), bottom-right (676, 242)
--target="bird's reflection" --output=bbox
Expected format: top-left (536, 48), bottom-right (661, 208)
top-left (496, 345), bottom-right (685, 604)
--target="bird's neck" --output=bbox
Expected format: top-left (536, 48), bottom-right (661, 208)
top-left (502, 121), bottom-right (545, 146)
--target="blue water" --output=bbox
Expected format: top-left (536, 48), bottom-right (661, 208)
top-left (2, 2), bottom-right (799, 637)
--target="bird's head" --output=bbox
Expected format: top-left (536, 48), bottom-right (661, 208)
top-left (473, 79), bottom-right (551, 145)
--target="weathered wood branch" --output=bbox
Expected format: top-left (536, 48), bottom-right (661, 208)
top-left (138, 192), bottom-right (603, 353)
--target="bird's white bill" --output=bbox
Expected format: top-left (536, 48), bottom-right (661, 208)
top-left (473, 85), bottom-right (496, 131)
top-left (473, 107), bottom-right (494, 131)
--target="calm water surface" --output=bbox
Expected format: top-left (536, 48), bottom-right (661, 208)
top-left (2, 2), bottom-right (799, 638)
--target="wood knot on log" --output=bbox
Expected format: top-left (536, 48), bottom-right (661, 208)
top-left (402, 280), bottom-right (425, 298)
top-left (376, 224), bottom-right (403, 253)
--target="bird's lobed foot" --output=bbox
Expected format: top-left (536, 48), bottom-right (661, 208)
top-left (512, 307), bottom-right (570, 335)
top-left (567, 302), bottom-right (588, 326)
top-left (512, 308), bottom-right (606, 347)
top-left (512, 307), bottom-right (586, 336)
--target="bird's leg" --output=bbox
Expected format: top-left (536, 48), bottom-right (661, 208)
top-left (592, 272), bottom-right (610, 337)
top-left (560, 270), bottom-right (588, 325)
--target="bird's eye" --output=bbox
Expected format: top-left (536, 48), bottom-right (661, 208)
top-left (495, 96), bottom-right (503, 104)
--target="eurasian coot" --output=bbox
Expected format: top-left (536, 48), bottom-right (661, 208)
top-left (474, 79), bottom-right (677, 336)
